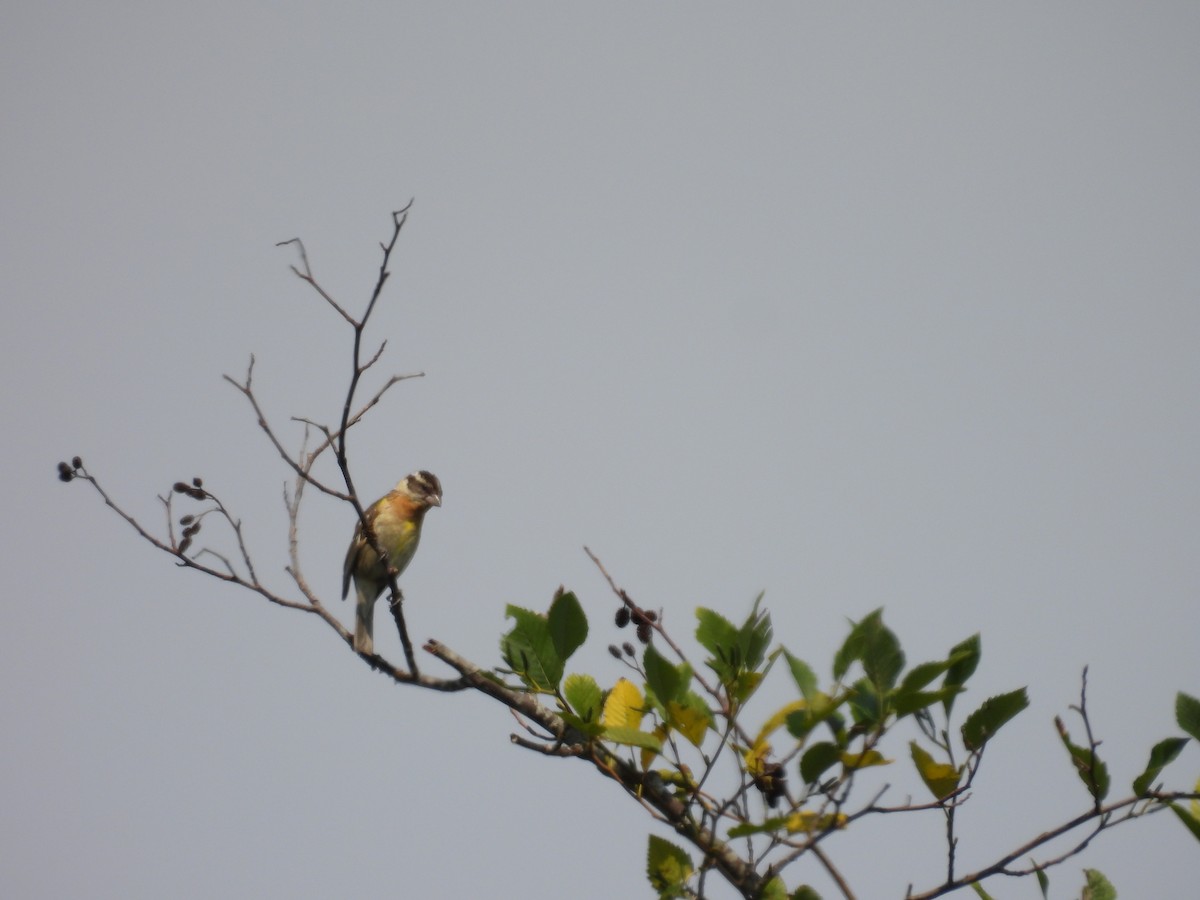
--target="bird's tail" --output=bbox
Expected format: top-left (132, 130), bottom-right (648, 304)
top-left (353, 584), bottom-right (375, 655)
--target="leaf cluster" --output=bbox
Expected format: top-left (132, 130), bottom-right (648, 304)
top-left (497, 588), bottom-right (1200, 900)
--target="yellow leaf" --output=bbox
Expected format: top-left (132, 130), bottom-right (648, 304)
top-left (603, 677), bottom-right (644, 730)
top-left (752, 700), bottom-right (808, 750)
top-left (641, 724), bottom-right (668, 770)
top-left (786, 810), bottom-right (817, 833)
top-left (744, 740), bottom-right (771, 776)
top-left (785, 810), bottom-right (848, 833)
top-left (840, 749), bottom-right (891, 770)
top-left (910, 741), bottom-right (961, 801)
top-left (668, 701), bottom-right (711, 747)
top-left (654, 765), bottom-right (696, 791)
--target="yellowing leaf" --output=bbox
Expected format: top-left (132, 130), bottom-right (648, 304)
top-left (840, 749), bottom-right (891, 770)
top-left (732, 670), bottom-right (765, 704)
top-left (753, 700), bottom-right (808, 750)
top-left (785, 810), bottom-right (848, 833)
top-left (910, 741), bottom-right (961, 801)
top-left (744, 739), bottom-right (772, 776)
top-left (647, 835), bottom-right (693, 895)
top-left (603, 678), bottom-right (645, 730)
top-left (603, 726), bottom-right (661, 751)
top-left (786, 811), bottom-right (817, 833)
top-left (667, 701), bottom-right (710, 747)
top-left (641, 724), bottom-right (669, 770)
top-left (653, 766), bottom-right (696, 791)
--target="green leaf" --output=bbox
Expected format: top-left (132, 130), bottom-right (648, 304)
top-left (847, 677), bottom-right (884, 728)
top-left (737, 592), bottom-right (773, 674)
top-left (731, 669), bottom-right (766, 706)
top-left (696, 598), bottom-right (773, 702)
top-left (961, 688), bottom-right (1028, 751)
top-left (1081, 869), bottom-right (1116, 900)
top-left (784, 709), bottom-right (813, 740)
top-left (1055, 717), bottom-right (1110, 803)
top-left (558, 711), bottom-right (604, 738)
top-left (644, 643), bottom-right (686, 704)
top-left (761, 876), bottom-right (789, 900)
top-left (791, 888), bottom-right (823, 900)
top-left (646, 835), bottom-right (693, 898)
top-left (728, 811), bottom-right (845, 839)
top-left (832, 614), bottom-right (867, 681)
top-left (970, 883), bottom-right (996, 900)
top-left (785, 689), bottom-right (841, 740)
top-left (833, 609), bottom-right (905, 691)
top-left (1176, 692), bottom-right (1200, 742)
top-left (800, 741), bottom-right (841, 785)
top-left (893, 687), bottom-right (959, 719)
top-left (1034, 862), bottom-right (1049, 898)
top-left (910, 741), bottom-right (960, 800)
top-left (727, 817), bottom-right (787, 838)
top-left (943, 633), bottom-right (980, 715)
top-left (900, 659), bottom-right (954, 693)
top-left (783, 649), bottom-right (818, 703)
top-left (547, 589), bottom-right (587, 664)
top-left (500, 604), bottom-right (562, 691)
top-left (696, 607), bottom-right (740, 682)
top-left (563, 673), bottom-right (602, 723)
top-left (862, 614), bottom-right (904, 689)
top-left (603, 726), bottom-right (663, 751)
top-left (1170, 802), bottom-right (1200, 844)
top-left (1132, 736), bottom-right (1189, 796)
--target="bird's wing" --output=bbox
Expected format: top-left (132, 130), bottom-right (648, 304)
top-left (342, 518), bottom-right (365, 599)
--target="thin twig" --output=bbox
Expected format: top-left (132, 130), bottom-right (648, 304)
top-left (811, 844), bottom-right (855, 900)
top-left (223, 357), bottom-right (351, 503)
top-left (325, 206), bottom-right (421, 675)
top-left (906, 790), bottom-right (1198, 899)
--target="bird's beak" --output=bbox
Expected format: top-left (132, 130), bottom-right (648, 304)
top-left (429, 495), bottom-right (442, 508)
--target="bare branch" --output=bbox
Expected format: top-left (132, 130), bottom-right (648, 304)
top-left (811, 844), bottom-right (856, 900)
top-left (318, 205), bottom-right (420, 675)
top-left (585, 545), bottom-right (725, 709)
top-left (511, 734), bottom-right (585, 757)
top-left (77, 466), bottom-right (321, 615)
top-left (275, 236), bottom-right (357, 324)
top-left (906, 789), bottom-right (1200, 899)
top-left (223, 357), bottom-right (352, 503)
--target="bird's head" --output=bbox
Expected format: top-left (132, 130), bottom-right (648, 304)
top-left (398, 470), bottom-right (442, 508)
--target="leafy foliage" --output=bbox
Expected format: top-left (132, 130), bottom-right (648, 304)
top-left (1081, 868), bottom-right (1116, 900)
top-left (1055, 716), bottom-right (1111, 804)
top-left (1132, 737), bottom-right (1188, 797)
top-left (910, 741), bottom-right (961, 801)
top-left (1177, 691), bottom-right (1200, 742)
top-left (696, 593), bottom-right (773, 705)
top-left (490, 585), bottom-right (1199, 898)
top-left (646, 835), bottom-right (693, 899)
top-left (962, 688), bottom-right (1029, 751)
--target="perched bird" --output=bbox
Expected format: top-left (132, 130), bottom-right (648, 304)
top-left (342, 470), bottom-right (442, 655)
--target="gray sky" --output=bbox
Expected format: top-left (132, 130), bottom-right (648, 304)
top-left (4, 4), bottom-right (1199, 898)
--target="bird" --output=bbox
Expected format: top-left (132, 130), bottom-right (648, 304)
top-left (342, 470), bottom-right (442, 655)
